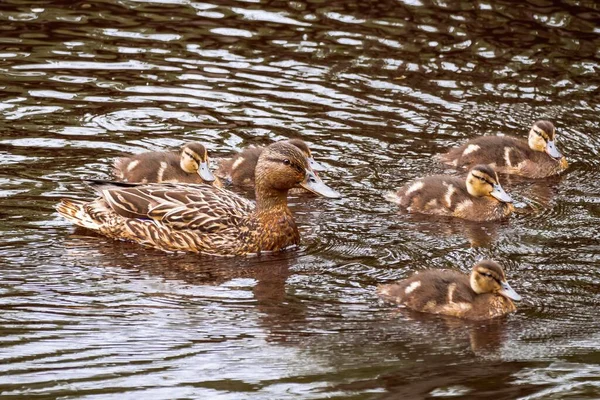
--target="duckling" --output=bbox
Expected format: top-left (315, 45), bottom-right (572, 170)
top-left (57, 141), bottom-right (341, 256)
top-left (113, 141), bottom-right (221, 186)
top-left (377, 260), bottom-right (521, 320)
top-left (439, 120), bottom-right (568, 178)
top-left (216, 139), bottom-right (326, 188)
top-left (385, 165), bottom-right (514, 221)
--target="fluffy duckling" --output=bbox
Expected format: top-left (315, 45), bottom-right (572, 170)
top-left (57, 142), bottom-right (341, 256)
top-left (439, 120), bottom-right (568, 178)
top-left (377, 260), bottom-right (521, 320)
top-left (385, 165), bottom-right (514, 221)
top-left (113, 142), bottom-right (220, 186)
top-left (216, 139), bottom-right (326, 188)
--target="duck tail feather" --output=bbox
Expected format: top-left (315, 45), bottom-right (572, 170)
top-left (56, 199), bottom-right (100, 231)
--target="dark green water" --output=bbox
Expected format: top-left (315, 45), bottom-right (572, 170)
top-left (1, 0), bottom-right (600, 398)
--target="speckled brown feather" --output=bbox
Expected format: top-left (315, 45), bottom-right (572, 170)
top-left (377, 269), bottom-right (516, 320)
top-left (57, 182), bottom-right (299, 256)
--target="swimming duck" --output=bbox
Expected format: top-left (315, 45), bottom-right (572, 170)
top-left (439, 120), bottom-right (568, 178)
top-left (377, 260), bottom-right (521, 320)
top-left (216, 139), bottom-right (326, 188)
top-left (113, 141), bottom-right (222, 186)
top-left (57, 142), bottom-right (341, 256)
top-left (385, 165), bottom-right (514, 221)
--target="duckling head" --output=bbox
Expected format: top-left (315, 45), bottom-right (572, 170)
top-left (528, 120), bottom-right (563, 160)
top-left (256, 141), bottom-right (340, 198)
top-left (470, 260), bottom-right (521, 301)
top-left (286, 139), bottom-right (326, 172)
top-left (180, 142), bottom-right (215, 182)
top-left (466, 165), bottom-right (513, 203)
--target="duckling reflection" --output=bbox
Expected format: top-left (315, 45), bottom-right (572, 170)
top-left (386, 165), bottom-right (514, 221)
top-left (378, 260), bottom-right (521, 320)
top-left (396, 212), bottom-right (502, 248)
top-left (439, 120), bottom-right (568, 178)
top-left (113, 141), bottom-right (221, 186)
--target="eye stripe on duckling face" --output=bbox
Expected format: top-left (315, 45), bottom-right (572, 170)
top-left (471, 172), bottom-right (495, 186)
top-left (532, 126), bottom-right (549, 142)
top-left (183, 150), bottom-right (201, 164)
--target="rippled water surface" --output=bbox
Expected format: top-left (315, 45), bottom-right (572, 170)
top-left (1, 0), bottom-right (600, 398)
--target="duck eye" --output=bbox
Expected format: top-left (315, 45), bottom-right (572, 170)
top-left (535, 129), bottom-right (548, 141)
top-left (283, 159), bottom-right (291, 165)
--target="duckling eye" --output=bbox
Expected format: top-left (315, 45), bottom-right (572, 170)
top-left (535, 130), bottom-right (548, 141)
top-left (283, 159), bottom-right (291, 165)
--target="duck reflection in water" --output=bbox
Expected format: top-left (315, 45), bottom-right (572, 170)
top-left (62, 231), bottom-right (307, 343)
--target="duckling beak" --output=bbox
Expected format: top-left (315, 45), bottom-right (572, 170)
top-left (300, 169), bottom-right (341, 198)
top-left (545, 140), bottom-right (562, 159)
top-left (198, 161), bottom-right (215, 182)
top-left (499, 281), bottom-right (521, 301)
top-left (490, 184), bottom-right (513, 203)
top-left (308, 157), bottom-right (327, 172)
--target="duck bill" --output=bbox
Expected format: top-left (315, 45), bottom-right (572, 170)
top-left (300, 170), bottom-right (340, 198)
top-left (308, 157), bottom-right (326, 172)
top-left (499, 281), bottom-right (521, 301)
top-left (545, 140), bottom-right (562, 159)
top-left (490, 184), bottom-right (513, 203)
top-left (198, 161), bottom-right (215, 182)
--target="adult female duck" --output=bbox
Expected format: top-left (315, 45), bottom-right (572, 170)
top-left (57, 142), bottom-right (340, 256)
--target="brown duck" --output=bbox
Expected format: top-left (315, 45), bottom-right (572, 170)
top-left (113, 141), bottom-right (221, 186)
top-left (377, 260), bottom-right (521, 320)
top-left (57, 141), bottom-right (340, 256)
top-left (385, 165), bottom-right (514, 221)
top-left (439, 120), bottom-right (568, 178)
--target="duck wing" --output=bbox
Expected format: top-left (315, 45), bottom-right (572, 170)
top-left (88, 180), bottom-right (254, 232)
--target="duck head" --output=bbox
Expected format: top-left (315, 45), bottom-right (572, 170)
top-left (528, 120), bottom-right (564, 160)
top-left (470, 260), bottom-right (521, 301)
top-left (466, 164), bottom-right (513, 203)
top-left (180, 142), bottom-right (215, 182)
top-left (256, 141), bottom-right (340, 198)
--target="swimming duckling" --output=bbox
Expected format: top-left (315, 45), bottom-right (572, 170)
top-left (377, 260), bottom-right (521, 320)
top-left (113, 141), bottom-right (220, 186)
top-left (57, 141), bottom-right (341, 256)
top-left (385, 165), bottom-right (514, 221)
top-left (216, 139), bottom-right (326, 188)
top-left (439, 120), bottom-right (568, 178)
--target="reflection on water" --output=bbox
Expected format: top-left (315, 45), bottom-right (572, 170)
top-left (1, 0), bottom-right (600, 398)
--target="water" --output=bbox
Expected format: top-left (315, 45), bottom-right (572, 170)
top-left (1, 0), bottom-right (600, 398)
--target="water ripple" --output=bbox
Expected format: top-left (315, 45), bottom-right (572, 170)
top-left (1, 0), bottom-right (600, 398)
